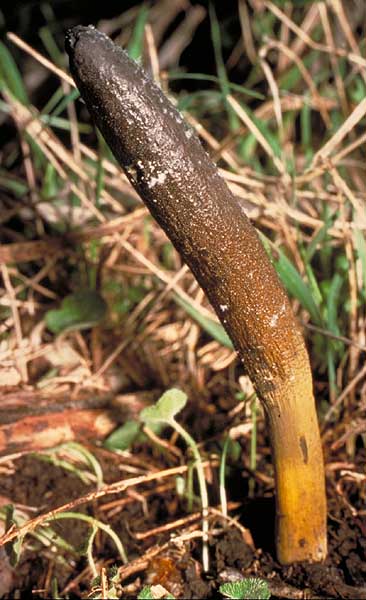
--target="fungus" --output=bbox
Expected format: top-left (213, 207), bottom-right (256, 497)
top-left (65, 26), bottom-right (327, 565)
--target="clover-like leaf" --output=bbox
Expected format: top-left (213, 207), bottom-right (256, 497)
top-left (138, 585), bottom-right (175, 599)
top-left (140, 389), bottom-right (187, 425)
top-left (220, 578), bottom-right (271, 600)
top-left (45, 290), bottom-right (107, 334)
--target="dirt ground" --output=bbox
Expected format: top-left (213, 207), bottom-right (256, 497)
top-left (0, 433), bottom-right (366, 599)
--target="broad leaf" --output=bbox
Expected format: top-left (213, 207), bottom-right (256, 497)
top-left (140, 389), bottom-right (187, 424)
top-left (45, 290), bottom-right (107, 334)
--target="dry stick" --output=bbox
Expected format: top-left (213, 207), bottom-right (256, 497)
top-left (0, 464), bottom-right (189, 546)
top-left (65, 26), bottom-right (327, 565)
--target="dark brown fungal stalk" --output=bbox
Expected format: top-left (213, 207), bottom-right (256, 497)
top-left (65, 26), bottom-right (327, 565)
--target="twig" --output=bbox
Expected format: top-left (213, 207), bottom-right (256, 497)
top-left (0, 464), bottom-right (190, 546)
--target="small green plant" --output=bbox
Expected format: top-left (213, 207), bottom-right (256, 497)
top-left (2, 504), bottom-right (127, 576)
top-left (2, 504), bottom-right (76, 567)
top-left (49, 511), bottom-right (127, 576)
top-left (138, 584), bottom-right (176, 599)
top-left (88, 565), bottom-right (121, 598)
top-left (140, 389), bottom-right (210, 571)
top-left (104, 419), bottom-right (164, 452)
top-left (220, 578), bottom-right (271, 600)
top-left (32, 442), bottom-right (104, 488)
top-left (45, 289), bottom-right (107, 334)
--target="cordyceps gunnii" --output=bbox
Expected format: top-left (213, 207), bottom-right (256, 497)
top-left (65, 25), bottom-right (327, 565)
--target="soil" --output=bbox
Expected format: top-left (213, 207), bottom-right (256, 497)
top-left (1, 449), bottom-right (366, 599)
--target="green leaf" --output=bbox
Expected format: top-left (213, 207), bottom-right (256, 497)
top-left (41, 162), bottom-right (58, 199)
top-left (174, 295), bottom-right (233, 349)
top-left (305, 215), bottom-right (334, 263)
top-left (39, 25), bottom-right (64, 65)
top-left (138, 586), bottom-right (175, 600)
top-left (45, 290), bottom-right (107, 334)
top-left (220, 578), bottom-right (271, 600)
top-left (209, 2), bottom-right (239, 131)
top-left (105, 420), bottom-right (165, 451)
top-left (140, 389), bottom-right (187, 424)
top-left (259, 233), bottom-right (323, 326)
top-left (4, 504), bottom-right (24, 566)
top-left (51, 577), bottom-right (60, 599)
top-left (104, 421), bottom-right (141, 451)
top-left (127, 4), bottom-right (149, 61)
top-left (0, 169), bottom-right (28, 197)
top-left (138, 587), bottom-right (154, 600)
top-left (354, 228), bottom-right (366, 294)
top-left (168, 72), bottom-right (264, 100)
top-left (300, 97), bottom-right (312, 152)
top-left (326, 273), bottom-right (343, 336)
top-left (0, 41), bottom-right (29, 104)
top-left (50, 88), bottom-right (80, 117)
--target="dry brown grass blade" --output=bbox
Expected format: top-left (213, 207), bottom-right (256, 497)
top-left (263, 0), bottom-right (366, 69)
top-left (312, 96), bottom-right (366, 165)
top-left (1, 264), bottom-right (28, 382)
top-left (0, 209), bottom-right (147, 264)
top-left (263, 37), bottom-right (331, 127)
top-left (318, 2), bottom-right (349, 116)
top-left (227, 95), bottom-right (287, 176)
top-left (7, 32), bottom-right (75, 87)
top-left (323, 364), bottom-right (366, 424)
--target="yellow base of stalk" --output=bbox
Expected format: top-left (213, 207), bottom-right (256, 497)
top-left (265, 358), bottom-right (327, 564)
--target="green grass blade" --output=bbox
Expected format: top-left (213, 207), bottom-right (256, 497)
top-left (0, 41), bottom-right (29, 104)
top-left (300, 96), bottom-right (314, 164)
top-left (39, 25), bottom-right (63, 65)
top-left (168, 72), bottom-right (264, 100)
top-left (177, 89), bottom-right (223, 112)
top-left (302, 258), bottom-right (323, 308)
top-left (41, 86), bottom-right (65, 115)
top-left (325, 273), bottom-right (344, 397)
top-left (305, 216), bottom-right (334, 262)
top-left (259, 232), bottom-right (323, 326)
top-left (209, 2), bottom-right (239, 130)
top-left (0, 169), bottom-right (28, 196)
top-left (208, 3), bottom-right (230, 98)
top-left (250, 108), bottom-right (282, 159)
top-left (127, 3), bottom-right (149, 61)
top-left (174, 294), bottom-right (234, 349)
top-left (51, 88), bottom-right (80, 117)
top-left (354, 228), bottom-right (366, 294)
top-left (40, 114), bottom-right (91, 132)
top-left (326, 273), bottom-right (343, 338)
